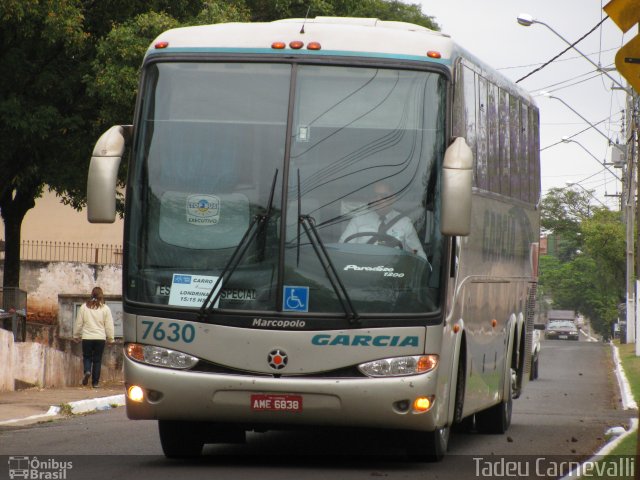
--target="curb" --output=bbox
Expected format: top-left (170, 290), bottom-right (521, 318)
top-left (557, 342), bottom-right (638, 479)
top-left (610, 342), bottom-right (638, 410)
top-left (61, 394), bottom-right (126, 415)
top-left (0, 394), bottom-right (125, 426)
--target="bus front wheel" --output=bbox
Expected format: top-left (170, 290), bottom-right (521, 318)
top-left (158, 420), bottom-right (204, 458)
top-left (406, 426), bottom-right (449, 462)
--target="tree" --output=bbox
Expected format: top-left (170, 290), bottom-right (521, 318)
top-left (540, 187), bottom-right (592, 262)
top-left (0, 0), bottom-right (238, 288)
top-left (0, 1), bottom-right (90, 288)
top-left (538, 188), bottom-right (625, 338)
top-left (243, 0), bottom-right (438, 28)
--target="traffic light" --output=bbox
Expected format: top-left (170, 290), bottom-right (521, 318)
top-left (604, 0), bottom-right (640, 92)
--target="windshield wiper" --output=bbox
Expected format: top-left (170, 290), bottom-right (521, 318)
top-left (299, 214), bottom-right (360, 324)
top-left (198, 169), bottom-right (278, 320)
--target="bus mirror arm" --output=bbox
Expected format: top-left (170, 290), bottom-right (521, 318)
top-left (440, 137), bottom-right (473, 236)
top-left (87, 125), bottom-right (128, 223)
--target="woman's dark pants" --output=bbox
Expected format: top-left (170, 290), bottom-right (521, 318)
top-left (82, 339), bottom-right (106, 386)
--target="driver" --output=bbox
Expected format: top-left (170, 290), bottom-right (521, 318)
top-left (339, 182), bottom-right (427, 259)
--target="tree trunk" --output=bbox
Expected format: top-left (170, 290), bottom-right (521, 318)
top-left (1, 182), bottom-right (39, 289)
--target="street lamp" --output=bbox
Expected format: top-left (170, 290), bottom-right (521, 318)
top-left (561, 137), bottom-right (622, 181)
top-left (565, 182), bottom-right (607, 208)
top-left (516, 13), bottom-right (630, 93)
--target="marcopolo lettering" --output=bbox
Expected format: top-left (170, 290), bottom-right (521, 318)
top-left (311, 334), bottom-right (419, 347)
top-left (252, 318), bottom-right (306, 328)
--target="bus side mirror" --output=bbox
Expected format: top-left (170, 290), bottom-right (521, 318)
top-left (441, 137), bottom-right (473, 236)
top-left (87, 125), bottom-right (129, 223)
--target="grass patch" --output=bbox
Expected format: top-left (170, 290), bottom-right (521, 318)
top-left (607, 433), bottom-right (636, 456)
top-left (588, 341), bottom-right (639, 480)
top-left (617, 342), bottom-right (640, 402)
top-left (58, 403), bottom-right (74, 416)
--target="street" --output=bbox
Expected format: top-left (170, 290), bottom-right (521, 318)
top-left (1, 339), bottom-right (634, 479)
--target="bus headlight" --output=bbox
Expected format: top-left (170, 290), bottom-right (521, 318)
top-left (126, 343), bottom-right (199, 370)
top-left (358, 355), bottom-right (438, 377)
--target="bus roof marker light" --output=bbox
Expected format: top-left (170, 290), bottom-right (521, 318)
top-left (426, 51), bottom-right (441, 59)
top-left (289, 40), bottom-right (304, 49)
top-left (154, 41), bottom-right (169, 49)
top-left (307, 42), bottom-right (322, 50)
top-left (271, 41), bottom-right (286, 49)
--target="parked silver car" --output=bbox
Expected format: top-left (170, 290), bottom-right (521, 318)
top-left (545, 320), bottom-right (579, 341)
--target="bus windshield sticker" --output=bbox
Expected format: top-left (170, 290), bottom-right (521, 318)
top-left (282, 286), bottom-right (309, 312)
top-left (186, 194), bottom-right (220, 226)
top-left (168, 273), bottom-right (221, 308)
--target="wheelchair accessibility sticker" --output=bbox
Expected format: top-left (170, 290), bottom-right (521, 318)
top-left (283, 286), bottom-right (309, 312)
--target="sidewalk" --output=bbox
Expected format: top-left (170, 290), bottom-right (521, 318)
top-left (0, 381), bottom-right (125, 427)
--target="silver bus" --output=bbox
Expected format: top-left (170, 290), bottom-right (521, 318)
top-left (88, 16), bottom-right (540, 461)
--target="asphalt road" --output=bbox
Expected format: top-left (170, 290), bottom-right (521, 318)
top-left (0, 338), bottom-right (635, 480)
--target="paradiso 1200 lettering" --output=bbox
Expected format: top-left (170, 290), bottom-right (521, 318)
top-left (343, 264), bottom-right (405, 278)
top-left (311, 334), bottom-right (419, 347)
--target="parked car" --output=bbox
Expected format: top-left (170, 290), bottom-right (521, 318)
top-left (545, 320), bottom-right (579, 341)
top-left (530, 323), bottom-right (545, 380)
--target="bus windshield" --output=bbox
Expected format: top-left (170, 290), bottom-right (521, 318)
top-left (127, 61), bottom-right (447, 316)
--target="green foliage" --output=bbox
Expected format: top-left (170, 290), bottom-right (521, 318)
top-left (88, 12), bottom-right (180, 129)
top-left (243, 0), bottom-right (438, 28)
top-left (193, 1), bottom-right (251, 24)
top-left (539, 188), bottom-right (625, 338)
top-left (540, 187), bottom-right (592, 262)
top-left (581, 209), bottom-right (625, 280)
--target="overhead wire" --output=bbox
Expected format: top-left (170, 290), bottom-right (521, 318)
top-left (496, 46), bottom-right (618, 71)
top-left (540, 114), bottom-right (619, 151)
top-left (515, 16), bottom-right (609, 84)
top-left (530, 69), bottom-right (609, 96)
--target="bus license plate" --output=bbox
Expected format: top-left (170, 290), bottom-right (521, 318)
top-left (251, 394), bottom-right (303, 412)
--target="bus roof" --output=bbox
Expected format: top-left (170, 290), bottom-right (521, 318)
top-left (146, 17), bottom-right (455, 64)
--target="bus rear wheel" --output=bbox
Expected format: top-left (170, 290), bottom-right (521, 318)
top-left (158, 420), bottom-right (204, 458)
top-left (475, 367), bottom-right (514, 434)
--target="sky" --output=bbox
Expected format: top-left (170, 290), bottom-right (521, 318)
top-left (417, 0), bottom-right (633, 210)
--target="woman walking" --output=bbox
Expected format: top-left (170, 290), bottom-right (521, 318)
top-left (73, 287), bottom-right (115, 388)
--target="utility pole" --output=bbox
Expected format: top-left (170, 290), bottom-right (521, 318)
top-left (633, 93), bottom-right (640, 355)
top-left (602, 0), bottom-right (640, 463)
top-left (603, 0), bottom-right (640, 349)
top-left (625, 92), bottom-right (636, 346)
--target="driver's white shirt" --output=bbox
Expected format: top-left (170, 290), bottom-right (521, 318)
top-left (339, 209), bottom-right (427, 259)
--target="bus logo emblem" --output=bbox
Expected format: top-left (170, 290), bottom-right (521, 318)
top-left (267, 349), bottom-right (288, 370)
top-left (186, 194), bottom-right (220, 225)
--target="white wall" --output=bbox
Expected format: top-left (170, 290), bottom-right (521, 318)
top-left (0, 328), bottom-right (122, 392)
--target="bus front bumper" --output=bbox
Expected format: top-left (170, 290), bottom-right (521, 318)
top-left (124, 357), bottom-right (442, 432)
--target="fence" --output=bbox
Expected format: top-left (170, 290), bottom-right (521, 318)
top-left (19, 240), bottom-right (123, 265)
